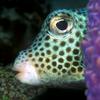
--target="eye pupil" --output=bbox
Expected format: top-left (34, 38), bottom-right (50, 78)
top-left (56, 20), bottom-right (68, 30)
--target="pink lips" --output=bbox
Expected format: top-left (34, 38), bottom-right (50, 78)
top-left (12, 61), bottom-right (41, 85)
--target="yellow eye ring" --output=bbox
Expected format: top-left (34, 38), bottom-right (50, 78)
top-left (50, 14), bottom-right (73, 35)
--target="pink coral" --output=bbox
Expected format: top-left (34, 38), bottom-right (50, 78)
top-left (81, 0), bottom-right (100, 100)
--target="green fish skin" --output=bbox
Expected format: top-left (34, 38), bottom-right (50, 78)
top-left (13, 9), bottom-right (87, 88)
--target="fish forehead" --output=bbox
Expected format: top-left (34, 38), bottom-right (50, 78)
top-left (41, 9), bottom-right (87, 38)
top-left (14, 9), bottom-right (87, 86)
top-left (45, 9), bottom-right (87, 21)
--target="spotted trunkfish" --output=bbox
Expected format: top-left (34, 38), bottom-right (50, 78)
top-left (13, 9), bottom-right (87, 88)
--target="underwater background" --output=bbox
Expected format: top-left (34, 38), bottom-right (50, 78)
top-left (0, 0), bottom-right (88, 100)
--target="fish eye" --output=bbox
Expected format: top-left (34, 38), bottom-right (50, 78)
top-left (50, 14), bottom-right (73, 35)
top-left (56, 19), bottom-right (68, 31)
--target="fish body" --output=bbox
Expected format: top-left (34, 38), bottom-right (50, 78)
top-left (13, 9), bottom-right (87, 87)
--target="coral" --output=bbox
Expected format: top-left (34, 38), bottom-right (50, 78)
top-left (0, 65), bottom-right (46, 100)
top-left (81, 0), bottom-right (100, 100)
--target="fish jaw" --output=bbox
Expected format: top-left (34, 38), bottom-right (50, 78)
top-left (12, 61), bottom-right (41, 85)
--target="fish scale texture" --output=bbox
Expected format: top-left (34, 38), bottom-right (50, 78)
top-left (81, 0), bottom-right (100, 100)
top-left (13, 9), bottom-right (87, 86)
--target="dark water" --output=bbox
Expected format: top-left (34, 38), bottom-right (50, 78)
top-left (36, 88), bottom-right (86, 100)
top-left (50, 0), bottom-right (88, 10)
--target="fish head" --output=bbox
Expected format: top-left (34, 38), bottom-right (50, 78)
top-left (13, 9), bottom-right (87, 86)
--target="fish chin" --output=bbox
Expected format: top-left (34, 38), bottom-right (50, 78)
top-left (12, 61), bottom-right (41, 85)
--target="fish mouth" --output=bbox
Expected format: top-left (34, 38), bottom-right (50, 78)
top-left (12, 61), bottom-right (41, 85)
top-left (13, 70), bottom-right (21, 75)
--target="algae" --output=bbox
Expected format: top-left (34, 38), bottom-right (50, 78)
top-left (0, 65), bottom-right (46, 100)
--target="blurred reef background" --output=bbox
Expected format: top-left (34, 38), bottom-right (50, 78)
top-left (0, 0), bottom-right (88, 100)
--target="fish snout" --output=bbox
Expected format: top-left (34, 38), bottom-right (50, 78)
top-left (12, 61), bottom-right (41, 85)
